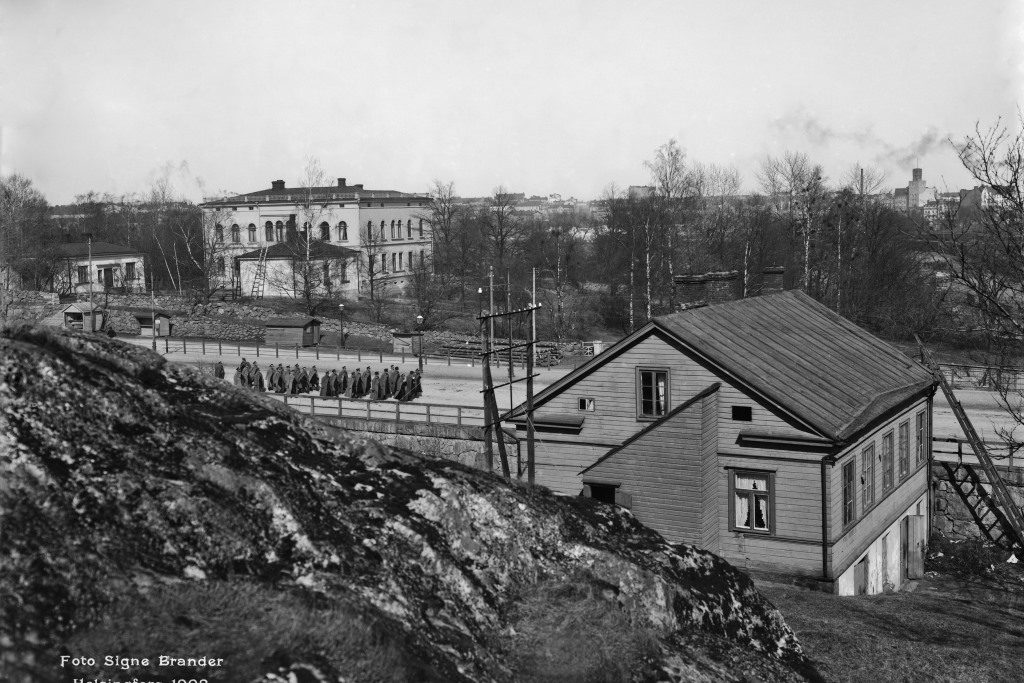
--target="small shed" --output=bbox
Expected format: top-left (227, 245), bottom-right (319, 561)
top-left (132, 310), bottom-right (173, 337)
top-left (265, 317), bottom-right (321, 347)
top-left (392, 331), bottom-right (423, 355)
top-left (62, 302), bottom-right (104, 332)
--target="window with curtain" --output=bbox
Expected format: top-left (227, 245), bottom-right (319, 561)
top-left (861, 444), bottom-right (875, 510)
top-left (265, 222), bottom-right (274, 241)
top-left (898, 421), bottom-right (909, 478)
top-left (843, 460), bottom-right (856, 527)
top-left (636, 368), bottom-right (668, 418)
top-left (882, 431), bottom-right (894, 491)
top-left (733, 471), bottom-right (771, 533)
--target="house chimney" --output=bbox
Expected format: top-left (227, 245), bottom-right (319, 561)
top-left (674, 274), bottom-right (708, 308)
top-left (353, 184), bottom-right (364, 190)
top-left (338, 178), bottom-right (346, 188)
top-left (704, 271), bottom-right (740, 304)
top-left (271, 179), bottom-right (285, 191)
top-left (761, 266), bottom-right (785, 295)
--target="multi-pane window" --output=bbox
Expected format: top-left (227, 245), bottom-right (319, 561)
top-left (398, 252), bottom-right (403, 270)
top-left (248, 224), bottom-right (257, 242)
top-left (882, 431), bottom-right (894, 491)
top-left (407, 220), bottom-right (412, 238)
top-left (380, 221), bottom-right (386, 240)
top-left (319, 222), bottom-right (330, 241)
top-left (843, 460), bottom-right (856, 527)
top-left (419, 219), bottom-right (424, 237)
top-left (230, 224), bottom-right (240, 243)
top-left (636, 368), bottom-right (668, 418)
top-left (733, 471), bottom-right (771, 533)
top-left (916, 411), bottom-right (926, 465)
top-left (77, 265), bottom-right (89, 283)
top-left (265, 222), bottom-right (274, 241)
top-left (275, 221), bottom-right (284, 241)
top-left (898, 421), bottom-right (910, 478)
top-left (338, 222), bottom-right (348, 241)
top-left (861, 444), bottom-right (875, 510)
top-left (125, 262), bottom-right (136, 281)
top-left (390, 220), bottom-right (396, 239)
top-left (215, 224), bottom-right (224, 242)
top-left (391, 253), bottom-right (397, 272)
top-left (408, 251), bottom-right (413, 270)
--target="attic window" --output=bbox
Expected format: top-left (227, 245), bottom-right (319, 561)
top-left (578, 397), bottom-right (595, 412)
top-left (732, 406), bottom-right (752, 421)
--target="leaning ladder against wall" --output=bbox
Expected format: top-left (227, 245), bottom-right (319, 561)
top-left (918, 337), bottom-right (1024, 553)
top-left (250, 246), bottom-right (269, 300)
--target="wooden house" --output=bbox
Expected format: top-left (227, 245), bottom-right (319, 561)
top-left (265, 317), bottom-right (322, 347)
top-left (505, 289), bottom-right (936, 595)
top-left (131, 310), bottom-right (173, 337)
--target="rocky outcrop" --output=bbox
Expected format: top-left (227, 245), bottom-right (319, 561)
top-left (0, 325), bottom-right (818, 682)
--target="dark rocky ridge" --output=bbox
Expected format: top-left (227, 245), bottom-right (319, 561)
top-left (0, 325), bottom-right (819, 681)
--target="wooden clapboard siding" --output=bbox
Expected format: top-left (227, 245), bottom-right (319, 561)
top-left (830, 469), bottom-right (927, 578)
top-left (534, 332), bottom-right (813, 457)
top-left (717, 535), bottom-right (823, 576)
top-left (700, 391), bottom-right (721, 552)
top-left (717, 455), bottom-right (823, 565)
top-left (582, 396), bottom-right (707, 544)
top-left (827, 398), bottom-right (929, 542)
top-left (532, 438), bottom-right (607, 497)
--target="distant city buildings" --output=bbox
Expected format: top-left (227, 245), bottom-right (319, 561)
top-left (199, 177), bottom-right (433, 299)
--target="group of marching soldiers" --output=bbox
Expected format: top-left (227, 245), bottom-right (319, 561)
top-left (215, 359), bottom-right (423, 401)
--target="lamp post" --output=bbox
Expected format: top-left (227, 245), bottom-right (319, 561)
top-left (84, 232), bottom-right (94, 332)
top-left (338, 303), bottom-right (346, 348)
top-left (415, 313), bottom-right (424, 374)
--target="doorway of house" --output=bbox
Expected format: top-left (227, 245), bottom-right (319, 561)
top-left (900, 516), bottom-right (910, 586)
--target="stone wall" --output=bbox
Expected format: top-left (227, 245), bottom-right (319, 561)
top-left (931, 462), bottom-right (1024, 540)
top-left (1, 290), bottom-right (62, 326)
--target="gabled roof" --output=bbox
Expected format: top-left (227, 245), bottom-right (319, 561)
top-left (237, 242), bottom-right (359, 260)
top-left (511, 291), bottom-right (934, 443)
top-left (57, 242), bottom-right (142, 258)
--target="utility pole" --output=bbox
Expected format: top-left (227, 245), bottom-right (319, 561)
top-left (478, 286), bottom-right (492, 472)
top-left (531, 267), bottom-right (537, 366)
top-left (86, 232), bottom-right (94, 332)
top-left (488, 265), bottom-right (495, 354)
top-left (507, 269), bottom-right (513, 410)
top-left (150, 262), bottom-right (157, 350)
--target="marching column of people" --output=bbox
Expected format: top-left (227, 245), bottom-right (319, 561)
top-left (221, 359), bottom-right (423, 402)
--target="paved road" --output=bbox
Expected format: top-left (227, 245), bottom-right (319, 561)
top-left (117, 336), bottom-right (572, 412)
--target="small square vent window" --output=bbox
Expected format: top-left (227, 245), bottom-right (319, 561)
top-left (578, 398), bottom-right (596, 412)
top-left (732, 406), bottom-right (753, 421)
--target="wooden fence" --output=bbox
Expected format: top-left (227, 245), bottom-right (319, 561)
top-left (268, 393), bottom-right (485, 427)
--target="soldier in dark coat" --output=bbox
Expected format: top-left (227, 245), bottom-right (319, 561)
top-left (232, 363), bottom-right (242, 386)
top-left (283, 367), bottom-right (294, 394)
top-left (310, 366), bottom-right (320, 391)
top-left (214, 361), bottom-right (225, 380)
top-left (252, 363), bottom-right (265, 392)
top-left (339, 367), bottom-right (348, 395)
top-left (395, 373), bottom-right (409, 401)
top-left (369, 372), bottom-right (380, 400)
top-left (411, 370), bottom-right (423, 399)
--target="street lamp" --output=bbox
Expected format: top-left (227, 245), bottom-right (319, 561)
top-left (338, 303), bottom-right (346, 348)
top-left (415, 313), bottom-right (424, 373)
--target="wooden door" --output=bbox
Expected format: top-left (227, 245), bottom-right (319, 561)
top-left (103, 268), bottom-right (114, 289)
top-left (900, 516), bottom-right (910, 586)
top-left (854, 557), bottom-right (869, 595)
top-left (907, 515), bottom-right (926, 579)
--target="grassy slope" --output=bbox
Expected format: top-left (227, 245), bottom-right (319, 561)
top-left (761, 578), bottom-right (1024, 683)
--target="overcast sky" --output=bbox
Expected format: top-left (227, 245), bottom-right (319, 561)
top-left (1, 0), bottom-right (1021, 204)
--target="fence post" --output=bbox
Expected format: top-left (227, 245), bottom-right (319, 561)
top-left (367, 402), bottom-right (371, 420)
top-left (457, 406), bottom-right (462, 426)
top-left (426, 404), bottom-right (431, 423)
top-left (338, 399), bottom-right (342, 417)
top-left (256, 344), bottom-right (260, 358)
top-left (396, 402), bottom-right (400, 421)
top-left (183, 338), bottom-right (187, 354)
top-left (202, 338), bottom-right (205, 355)
top-left (316, 346), bottom-right (320, 360)
top-left (402, 349), bottom-right (406, 363)
top-left (237, 342), bottom-right (241, 357)
top-left (357, 349), bottom-right (362, 362)
top-left (310, 397), bottom-right (315, 416)
top-left (164, 337), bottom-right (169, 353)
top-left (295, 345), bottom-right (299, 359)
top-left (379, 351), bottom-right (383, 363)
top-left (448, 353), bottom-right (451, 366)
top-left (275, 344), bottom-right (279, 359)
top-left (218, 340), bottom-right (222, 355)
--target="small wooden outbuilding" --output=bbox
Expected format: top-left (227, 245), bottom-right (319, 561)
top-left (265, 317), bottom-right (321, 347)
top-left (62, 303), bottom-right (104, 332)
top-left (132, 310), bottom-right (173, 337)
top-left (392, 331), bottom-right (423, 355)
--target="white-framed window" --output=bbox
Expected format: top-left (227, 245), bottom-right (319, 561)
top-left (843, 459), bottom-right (856, 527)
top-left (861, 443), bottom-right (875, 510)
top-left (915, 411), bottom-right (926, 465)
top-left (578, 397), bottom-right (595, 412)
top-left (338, 221), bottom-right (348, 241)
top-left (882, 430), bottom-right (894, 491)
top-left (635, 367), bottom-right (668, 419)
top-left (898, 421), bottom-right (910, 478)
top-left (730, 470), bottom-right (772, 534)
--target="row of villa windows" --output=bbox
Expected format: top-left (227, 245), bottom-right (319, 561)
top-left (216, 251), bottom-right (426, 277)
top-left (215, 219), bottom-right (426, 244)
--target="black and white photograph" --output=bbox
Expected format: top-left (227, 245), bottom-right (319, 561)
top-left (2, 1), bottom-right (1023, 681)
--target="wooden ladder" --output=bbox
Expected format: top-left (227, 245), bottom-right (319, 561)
top-left (917, 337), bottom-right (1024, 552)
top-left (250, 246), bottom-right (269, 299)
